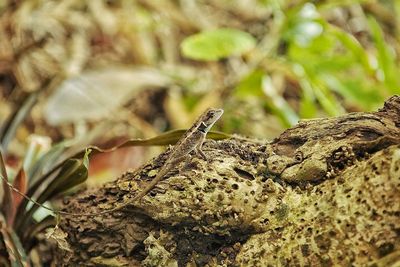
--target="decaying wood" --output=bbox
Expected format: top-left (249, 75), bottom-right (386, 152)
top-left (56, 96), bottom-right (400, 266)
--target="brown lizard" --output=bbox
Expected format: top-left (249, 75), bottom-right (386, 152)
top-left (0, 108), bottom-right (224, 217)
top-left (132, 108), bottom-right (224, 202)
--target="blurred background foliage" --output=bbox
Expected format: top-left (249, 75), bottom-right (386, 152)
top-left (0, 0), bottom-right (399, 264)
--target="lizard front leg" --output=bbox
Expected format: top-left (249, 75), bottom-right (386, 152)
top-left (195, 140), bottom-right (207, 161)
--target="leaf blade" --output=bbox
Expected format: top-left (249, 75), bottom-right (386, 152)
top-left (181, 28), bottom-right (256, 61)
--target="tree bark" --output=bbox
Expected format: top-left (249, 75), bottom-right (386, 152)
top-left (57, 96), bottom-right (400, 266)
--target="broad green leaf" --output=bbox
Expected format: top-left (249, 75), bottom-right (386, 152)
top-left (181, 28), bottom-right (256, 61)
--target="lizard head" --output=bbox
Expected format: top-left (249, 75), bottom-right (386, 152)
top-left (201, 108), bottom-right (224, 132)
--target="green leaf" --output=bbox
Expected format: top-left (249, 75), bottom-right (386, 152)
top-left (181, 28), bottom-right (256, 61)
top-left (33, 149), bottom-right (90, 209)
top-left (28, 142), bottom-right (67, 186)
top-left (42, 148), bottom-right (91, 199)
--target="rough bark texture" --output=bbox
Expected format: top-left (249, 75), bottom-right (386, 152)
top-left (57, 96), bottom-right (400, 266)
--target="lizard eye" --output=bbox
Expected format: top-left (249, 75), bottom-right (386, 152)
top-left (294, 151), bottom-right (303, 163)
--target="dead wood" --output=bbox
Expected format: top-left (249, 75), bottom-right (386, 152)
top-left (56, 96), bottom-right (400, 266)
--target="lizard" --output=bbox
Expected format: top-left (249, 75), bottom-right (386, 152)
top-left (132, 107), bottom-right (224, 202)
top-left (0, 108), bottom-right (224, 217)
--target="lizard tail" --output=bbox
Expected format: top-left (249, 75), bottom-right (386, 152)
top-left (132, 164), bottom-right (171, 202)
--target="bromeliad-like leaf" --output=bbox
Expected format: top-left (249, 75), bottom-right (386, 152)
top-left (181, 28), bottom-right (256, 61)
top-left (27, 141), bottom-right (67, 186)
top-left (21, 150), bottom-right (91, 224)
top-left (44, 148), bottom-right (90, 199)
top-left (15, 149), bottom-right (91, 234)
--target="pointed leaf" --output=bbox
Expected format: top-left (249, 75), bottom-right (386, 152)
top-left (20, 149), bottom-right (91, 232)
top-left (45, 148), bottom-right (90, 198)
top-left (28, 142), bottom-right (66, 186)
top-left (23, 135), bottom-right (52, 181)
top-left (181, 28), bottom-right (256, 61)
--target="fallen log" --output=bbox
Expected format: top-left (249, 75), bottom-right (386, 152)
top-left (57, 96), bottom-right (400, 266)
